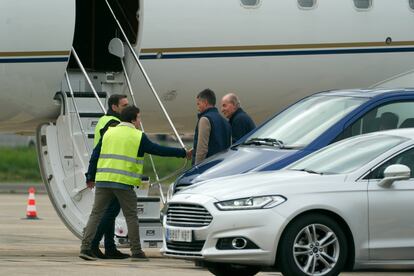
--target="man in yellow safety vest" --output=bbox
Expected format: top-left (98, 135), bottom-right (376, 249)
top-left (90, 94), bottom-right (130, 259)
top-left (80, 106), bottom-right (191, 261)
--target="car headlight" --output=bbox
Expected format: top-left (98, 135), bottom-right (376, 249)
top-left (215, 195), bottom-right (286, 211)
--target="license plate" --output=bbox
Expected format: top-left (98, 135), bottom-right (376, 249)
top-left (166, 227), bottom-right (192, 242)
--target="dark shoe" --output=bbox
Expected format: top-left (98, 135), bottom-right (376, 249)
top-left (131, 250), bottom-right (149, 261)
top-left (79, 250), bottom-right (97, 261)
top-left (91, 247), bottom-right (107, 259)
top-left (105, 249), bottom-right (130, 259)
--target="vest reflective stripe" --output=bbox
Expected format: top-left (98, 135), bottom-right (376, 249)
top-left (96, 125), bottom-right (144, 186)
top-left (99, 154), bottom-right (144, 164)
top-left (97, 158), bottom-right (141, 175)
top-left (94, 115), bottom-right (120, 146)
top-left (96, 168), bottom-right (143, 179)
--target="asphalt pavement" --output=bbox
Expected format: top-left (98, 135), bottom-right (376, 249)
top-left (1, 193), bottom-right (413, 276)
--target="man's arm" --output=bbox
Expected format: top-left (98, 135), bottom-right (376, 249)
top-left (85, 121), bottom-right (118, 186)
top-left (139, 133), bottom-right (187, 158)
top-left (195, 117), bottom-right (211, 165)
top-left (85, 140), bottom-right (102, 186)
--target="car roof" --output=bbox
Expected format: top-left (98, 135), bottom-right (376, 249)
top-left (364, 128), bottom-right (414, 140)
top-left (316, 88), bottom-right (414, 98)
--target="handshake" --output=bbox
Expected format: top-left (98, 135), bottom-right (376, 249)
top-left (185, 148), bottom-right (193, 160)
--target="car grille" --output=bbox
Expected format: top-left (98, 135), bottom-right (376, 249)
top-left (167, 203), bottom-right (213, 227)
top-left (166, 240), bottom-right (205, 252)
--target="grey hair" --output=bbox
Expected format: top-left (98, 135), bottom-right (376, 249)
top-left (225, 93), bottom-right (241, 108)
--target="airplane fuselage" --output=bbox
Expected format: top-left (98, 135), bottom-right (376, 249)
top-left (0, 0), bottom-right (74, 133)
top-left (2, 0), bottom-right (414, 133)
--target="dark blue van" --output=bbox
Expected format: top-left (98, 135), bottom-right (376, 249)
top-left (173, 88), bottom-right (414, 193)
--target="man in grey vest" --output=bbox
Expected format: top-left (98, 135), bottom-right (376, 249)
top-left (192, 89), bottom-right (231, 165)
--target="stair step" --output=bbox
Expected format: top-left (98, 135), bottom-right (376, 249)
top-left (69, 116), bottom-right (100, 134)
top-left (138, 196), bottom-right (160, 203)
top-left (139, 218), bottom-right (161, 224)
top-left (79, 112), bottom-right (105, 118)
top-left (67, 100), bottom-right (106, 114)
top-left (65, 92), bottom-right (107, 98)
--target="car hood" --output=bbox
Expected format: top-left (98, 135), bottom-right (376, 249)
top-left (178, 170), bottom-right (346, 201)
top-left (177, 145), bottom-right (298, 186)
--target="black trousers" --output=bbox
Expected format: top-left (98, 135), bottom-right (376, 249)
top-left (90, 197), bottom-right (120, 251)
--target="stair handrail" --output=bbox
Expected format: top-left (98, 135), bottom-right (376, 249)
top-left (71, 47), bottom-right (106, 114)
top-left (64, 71), bottom-right (91, 154)
top-left (104, 0), bottom-right (186, 150)
top-left (121, 59), bottom-right (162, 201)
top-left (120, 58), bottom-right (188, 203)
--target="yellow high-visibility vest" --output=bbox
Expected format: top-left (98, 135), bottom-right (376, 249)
top-left (96, 125), bottom-right (144, 187)
top-left (94, 115), bottom-right (120, 146)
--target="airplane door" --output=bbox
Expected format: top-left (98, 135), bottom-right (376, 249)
top-left (366, 147), bottom-right (414, 260)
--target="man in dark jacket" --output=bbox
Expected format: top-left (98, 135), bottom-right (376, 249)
top-left (221, 93), bottom-right (256, 143)
top-left (192, 89), bottom-right (231, 165)
top-left (94, 94), bottom-right (128, 146)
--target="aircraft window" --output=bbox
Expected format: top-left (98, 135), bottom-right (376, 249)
top-left (410, 0), bottom-right (414, 10)
top-left (240, 0), bottom-right (260, 7)
top-left (298, 0), bottom-right (316, 8)
top-left (353, 0), bottom-right (372, 9)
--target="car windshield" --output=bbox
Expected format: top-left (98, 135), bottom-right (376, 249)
top-left (244, 95), bottom-right (368, 148)
top-left (289, 134), bottom-right (407, 174)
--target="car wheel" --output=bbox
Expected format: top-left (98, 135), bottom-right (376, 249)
top-left (277, 213), bottom-right (348, 276)
top-left (206, 263), bottom-right (260, 276)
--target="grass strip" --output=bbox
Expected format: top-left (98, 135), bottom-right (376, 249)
top-left (0, 147), bottom-right (189, 183)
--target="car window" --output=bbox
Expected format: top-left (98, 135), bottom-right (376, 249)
top-left (333, 101), bottom-right (414, 142)
top-left (289, 134), bottom-right (407, 174)
top-left (365, 147), bottom-right (414, 179)
top-left (245, 95), bottom-right (367, 148)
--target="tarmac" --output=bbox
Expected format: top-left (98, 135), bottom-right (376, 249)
top-left (0, 190), bottom-right (413, 275)
top-left (0, 193), bottom-right (210, 276)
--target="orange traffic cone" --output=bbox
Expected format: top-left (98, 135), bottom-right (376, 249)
top-left (26, 187), bottom-right (39, 219)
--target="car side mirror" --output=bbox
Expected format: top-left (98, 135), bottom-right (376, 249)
top-left (378, 164), bottom-right (411, 188)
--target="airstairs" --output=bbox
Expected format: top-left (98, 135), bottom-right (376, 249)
top-left (36, 0), bottom-right (187, 249)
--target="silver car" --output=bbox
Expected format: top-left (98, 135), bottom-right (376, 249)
top-left (162, 129), bottom-right (414, 276)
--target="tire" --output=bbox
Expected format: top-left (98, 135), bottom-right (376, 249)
top-left (206, 263), bottom-right (260, 276)
top-left (277, 213), bottom-right (348, 276)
